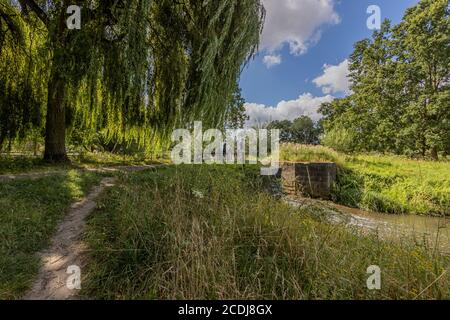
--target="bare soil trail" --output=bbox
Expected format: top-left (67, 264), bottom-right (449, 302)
top-left (15, 165), bottom-right (163, 300)
top-left (23, 177), bottom-right (117, 300)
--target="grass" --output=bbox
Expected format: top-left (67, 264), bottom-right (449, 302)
top-left (0, 170), bottom-right (101, 299)
top-left (81, 165), bottom-right (449, 300)
top-left (0, 155), bottom-right (73, 175)
top-left (73, 151), bottom-right (169, 168)
top-left (280, 144), bottom-right (450, 215)
top-left (0, 152), bottom-right (167, 175)
top-left (280, 143), bottom-right (344, 165)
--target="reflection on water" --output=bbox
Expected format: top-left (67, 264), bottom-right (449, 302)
top-left (285, 197), bottom-right (450, 255)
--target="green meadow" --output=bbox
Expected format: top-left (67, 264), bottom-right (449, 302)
top-left (79, 165), bottom-right (449, 299)
top-left (281, 144), bottom-right (450, 215)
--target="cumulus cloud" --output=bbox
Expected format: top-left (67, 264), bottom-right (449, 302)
top-left (263, 54), bottom-right (282, 68)
top-left (244, 93), bottom-right (334, 127)
top-left (312, 59), bottom-right (351, 94)
top-left (261, 0), bottom-right (340, 56)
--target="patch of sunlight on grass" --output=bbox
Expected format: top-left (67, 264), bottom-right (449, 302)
top-left (63, 170), bottom-right (85, 200)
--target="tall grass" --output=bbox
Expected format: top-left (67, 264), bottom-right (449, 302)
top-left (339, 154), bottom-right (450, 215)
top-left (280, 144), bottom-right (450, 215)
top-left (82, 166), bottom-right (449, 299)
top-left (280, 144), bottom-right (343, 165)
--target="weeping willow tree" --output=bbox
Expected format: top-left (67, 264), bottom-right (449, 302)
top-left (2, 0), bottom-right (264, 161)
top-left (0, 2), bottom-right (47, 152)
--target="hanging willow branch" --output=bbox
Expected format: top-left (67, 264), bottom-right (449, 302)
top-left (0, 2), bottom-right (45, 149)
top-left (69, 0), bottom-right (264, 149)
top-left (3, 0), bottom-right (265, 153)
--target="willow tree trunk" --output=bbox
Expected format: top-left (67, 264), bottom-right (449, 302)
top-left (42, 2), bottom-right (70, 163)
top-left (44, 65), bottom-right (68, 162)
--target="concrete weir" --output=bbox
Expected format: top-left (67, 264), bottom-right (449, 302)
top-left (281, 162), bottom-right (337, 199)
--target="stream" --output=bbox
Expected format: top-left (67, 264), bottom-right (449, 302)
top-left (285, 197), bottom-right (450, 255)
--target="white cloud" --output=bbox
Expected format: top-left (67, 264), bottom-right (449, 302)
top-left (263, 54), bottom-right (282, 68)
top-left (312, 59), bottom-right (351, 94)
top-left (244, 93), bottom-right (334, 127)
top-left (261, 0), bottom-right (340, 56)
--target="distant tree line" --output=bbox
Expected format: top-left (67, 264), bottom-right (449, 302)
top-left (319, 0), bottom-right (449, 159)
top-left (266, 116), bottom-right (321, 145)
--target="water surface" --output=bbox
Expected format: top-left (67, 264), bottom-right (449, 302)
top-left (286, 197), bottom-right (450, 255)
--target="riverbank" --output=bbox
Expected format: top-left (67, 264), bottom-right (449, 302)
top-left (80, 165), bottom-right (449, 299)
top-left (285, 196), bottom-right (450, 255)
top-left (280, 144), bottom-right (450, 216)
top-left (1, 164), bottom-right (448, 299)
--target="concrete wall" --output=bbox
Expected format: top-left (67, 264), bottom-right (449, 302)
top-left (281, 162), bottom-right (337, 199)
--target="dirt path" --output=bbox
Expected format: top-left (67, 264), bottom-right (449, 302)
top-left (19, 165), bottom-right (163, 300)
top-left (23, 177), bottom-right (117, 300)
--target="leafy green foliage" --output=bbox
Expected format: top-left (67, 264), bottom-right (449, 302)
top-left (0, 3), bottom-right (46, 150)
top-left (224, 85), bottom-right (249, 129)
top-left (280, 144), bottom-right (450, 215)
top-left (320, 0), bottom-right (449, 159)
top-left (2, 0), bottom-right (265, 157)
top-left (267, 116), bottom-right (321, 144)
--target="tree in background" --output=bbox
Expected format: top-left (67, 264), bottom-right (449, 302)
top-left (393, 0), bottom-right (450, 159)
top-left (266, 120), bottom-right (294, 142)
top-left (1, 0), bottom-right (265, 161)
top-left (291, 116), bottom-right (320, 145)
top-left (224, 85), bottom-right (249, 129)
top-left (320, 0), bottom-right (449, 159)
top-left (267, 116), bottom-right (320, 145)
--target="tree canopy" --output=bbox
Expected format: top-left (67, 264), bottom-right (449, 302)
top-left (267, 116), bottom-right (321, 145)
top-left (320, 0), bottom-right (449, 159)
top-left (0, 0), bottom-right (265, 160)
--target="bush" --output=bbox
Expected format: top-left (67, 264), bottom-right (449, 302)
top-left (321, 127), bottom-right (356, 153)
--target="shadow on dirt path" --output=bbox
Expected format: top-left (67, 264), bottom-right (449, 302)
top-left (23, 177), bottom-right (117, 300)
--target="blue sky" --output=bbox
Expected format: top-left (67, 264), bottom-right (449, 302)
top-left (240, 0), bottom-right (419, 126)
